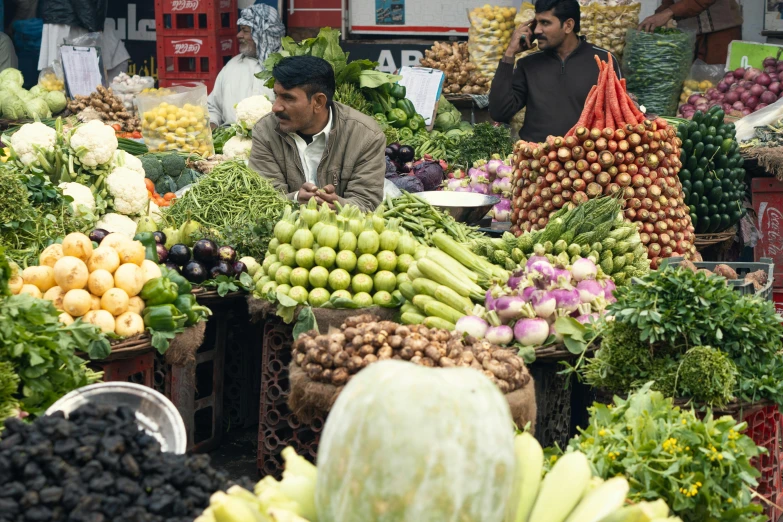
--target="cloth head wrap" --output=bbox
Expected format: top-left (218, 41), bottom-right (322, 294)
top-left (237, 4), bottom-right (286, 62)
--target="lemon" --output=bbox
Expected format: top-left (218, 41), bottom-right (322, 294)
top-left (481, 18), bottom-right (490, 28)
top-left (158, 143), bottom-right (168, 152)
top-left (195, 122), bottom-right (205, 131)
top-left (166, 121), bottom-right (178, 131)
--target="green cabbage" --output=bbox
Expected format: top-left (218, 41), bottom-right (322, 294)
top-left (434, 110), bottom-right (461, 132)
top-left (44, 91), bottom-right (67, 114)
top-left (0, 89), bottom-right (13, 109)
top-left (28, 85), bottom-right (45, 98)
top-left (25, 97), bottom-right (52, 119)
top-left (2, 94), bottom-right (26, 120)
top-left (0, 68), bottom-right (24, 88)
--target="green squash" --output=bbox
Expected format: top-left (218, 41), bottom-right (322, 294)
top-left (315, 360), bottom-right (516, 522)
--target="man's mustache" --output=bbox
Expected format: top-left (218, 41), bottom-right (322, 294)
top-left (276, 113), bottom-right (290, 120)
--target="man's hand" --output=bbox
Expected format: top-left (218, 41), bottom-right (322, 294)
top-left (639, 8), bottom-right (673, 33)
top-left (505, 20), bottom-right (533, 57)
top-left (315, 184), bottom-right (339, 209)
top-left (297, 182), bottom-right (319, 204)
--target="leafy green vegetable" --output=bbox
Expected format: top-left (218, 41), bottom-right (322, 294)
top-left (452, 123), bottom-right (513, 169)
top-left (200, 272), bottom-right (253, 297)
top-left (678, 346), bottom-right (737, 406)
top-left (559, 383), bottom-right (763, 522)
top-left (0, 361), bottom-right (20, 428)
top-left (0, 247), bottom-right (11, 297)
top-left (0, 294), bottom-right (107, 417)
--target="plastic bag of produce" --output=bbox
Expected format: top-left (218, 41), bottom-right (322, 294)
top-left (136, 84), bottom-right (214, 156)
top-left (679, 60), bottom-right (725, 109)
top-left (468, 5), bottom-right (518, 83)
top-left (622, 28), bottom-right (696, 116)
top-left (580, 3), bottom-right (640, 58)
top-left (37, 62), bottom-right (64, 92)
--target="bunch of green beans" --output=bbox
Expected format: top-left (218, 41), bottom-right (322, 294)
top-left (162, 159), bottom-right (290, 258)
top-left (379, 191), bottom-right (483, 245)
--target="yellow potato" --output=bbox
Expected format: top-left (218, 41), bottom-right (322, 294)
top-left (19, 284), bottom-right (42, 298)
top-left (40, 243), bottom-right (65, 268)
top-left (8, 276), bottom-right (23, 295)
top-left (43, 286), bottom-right (66, 310)
top-left (62, 289), bottom-right (92, 317)
top-left (114, 312), bottom-right (145, 337)
top-left (22, 265), bottom-right (56, 292)
top-left (58, 312), bottom-right (74, 325)
top-left (61, 232), bottom-right (93, 262)
top-left (127, 296), bottom-right (146, 315)
top-left (53, 256), bottom-right (89, 291)
top-left (91, 294), bottom-right (102, 311)
top-left (101, 287), bottom-right (130, 316)
top-left (83, 310), bottom-right (116, 334)
top-left (87, 246), bottom-right (121, 274)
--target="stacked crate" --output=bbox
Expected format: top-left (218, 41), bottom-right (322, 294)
top-left (155, 0), bottom-right (238, 93)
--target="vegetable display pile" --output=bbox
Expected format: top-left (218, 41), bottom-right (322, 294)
top-left (443, 156), bottom-right (513, 221)
top-left (475, 196), bottom-right (650, 284)
top-left (0, 68), bottom-right (67, 120)
top-left (11, 231), bottom-right (161, 338)
top-left (141, 152), bottom-right (202, 204)
top-left (197, 362), bottom-right (678, 522)
top-left (583, 266), bottom-right (783, 406)
top-left (512, 56), bottom-right (696, 269)
top-left (453, 122), bottom-right (514, 170)
top-left (419, 41), bottom-right (489, 95)
top-left (293, 314), bottom-right (530, 394)
top-left (667, 109), bottom-right (747, 234)
top-left (0, 403), bottom-right (249, 521)
top-left (0, 292), bottom-right (105, 418)
top-left (458, 255), bottom-right (612, 351)
top-left (399, 232), bottom-right (508, 331)
top-left (66, 86), bottom-right (142, 133)
top-left (161, 160), bottom-right (290, 261)
top-left (622, 28), bottom-right (695, 116)
top-left (579, 1), bottom-right (641, 58)
top-left (379, 191), bottom-right (484, 245)
top-left (560, 384), bottom-right (763, 522)
top-left (254, 201), bottom-right (413, 310)
top-left (679, 57), bottom-right (783, 119)
top-left (384, 143), bottom-right (446, 192)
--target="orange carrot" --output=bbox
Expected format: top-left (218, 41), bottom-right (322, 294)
top-left (605, 55), bottom-right (623, 126)
top-left (606, 103), bottom-right (615, 130)
top-left (570, 85), bottom-right (598, 134)
top-left (615, 77), bottom-right (637, 124)
top-left (594, 58), bottom-right (607, 129)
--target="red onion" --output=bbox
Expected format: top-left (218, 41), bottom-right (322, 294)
top-left (765, 66), bottom-right (777, 75)
top-left (756, 103), bottom-right (768, 111)
top-left (734, 67), bottom-right (746, 79)
top-left (757, 72), bottom-right (773, 86)
top-left (777, 61), bottom-right (783, 72)
top-left (750, 83), bottom-right (766, 97)
top-left (740, 91), bottom-right (752, 103)
top-left (745, 67), bottom-right (761, 81)
top-left (694, 103), bottom-right (709, 112)
top-left (760, 90), bottom-right (778, 105)
top-left (722, 103), bottom-right (732, 112)
top-left (764, 57), bottom-right (778, 68)
top-left (746, 96), bottom-right (759, 109)
top-left (688, 94), bottom-right (706, 105)
top-left (717, 80), bottom-right (730, 93)
top-left (725, 91), bottom-right (740, 104)
top-left (732, 100), bottom-right (744, 111)
top-left (742, 107), bottom-right (752, 116)
top-left (779, 71), bottom-right (783, 82)
top-left (769, 82), bottom-right (781, 95)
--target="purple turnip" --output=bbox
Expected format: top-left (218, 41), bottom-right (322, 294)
top-left (455, 315), bottom-right (489, 338)
top-left (514, 318), bottom-right (550, 347)
top-left (486, 325), bottom-right (514, 345)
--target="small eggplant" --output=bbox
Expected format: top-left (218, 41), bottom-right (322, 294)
top-left (232, 261), bottom-right (247, 276)
top-left (153, 231), bottom-right (167, 245)
top-left (218, 245), bottom-right (237, 264)
top-left (89, 229), bottom-right (110, 244)
top-left (397, 145), bottom-right (415, 163)
top-left (385, 146), bottom-right (396, 159)
top-left (209, 261), bottom-right (233, 279)
top-left (168, 244), bottom-right (191, 266)
top-left (183, 260), bottom-right (208, 283)
top-left (164, 261), bottom-right (181, 274)
top-left (156, 244), bottom-right (169, 264)
top-left (193, 239), bottom-right (219, 264)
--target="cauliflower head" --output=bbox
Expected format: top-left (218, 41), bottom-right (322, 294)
top-left (10, 122), bottom-right (57, 166)
top-left (96, 212), bottom-right (138, 237)
top-left (147, 200), bottom-right (163, 224)
top-left (106, 166), bottom-right (149, 216)
top-left (59, 182), bottom-right (96, 216)
top-left (235, 95), bottom-right (273, 129)
top-left (70, 120), bottom-right (118, 167)
top-left (114, 150), bottom-right (145, 176)
top-left (222, 135), bottom-right (253, 160)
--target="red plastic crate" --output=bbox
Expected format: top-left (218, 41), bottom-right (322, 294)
top-left (91, 351), bottom-right (155, 387)
top-left (774, 289), bottom-right (783, 317)
top-left (743, 405), bottom-right (783, 520)
top-left (156, 35), bottom-right (235, 82)
top-left (157, 76), bottom-right (216, 94)
top-left (751, 177), bottom-right (783, 289)
top-left (155, 0), bottom-right (237, 36)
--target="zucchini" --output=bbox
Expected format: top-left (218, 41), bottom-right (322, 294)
top-left (423, 316), bottom-right (455, 331)
top-left (434, 285), bottom-right (473, 314)
top-left (417, 256), bottom-right (484, 300)
top-left (412, 294), bottom-right (436, 310)
top-left (423, 300), bottom-right (465, 324)
top-left (401, 312), bottom-right (426, 325)
top-left (412, 277), bottom-right (440, 297)
top-left (398, 281), bottom-right (416, 301)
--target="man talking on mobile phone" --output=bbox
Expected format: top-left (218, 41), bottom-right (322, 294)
top-left (488, 0), bottom-right (622, 144)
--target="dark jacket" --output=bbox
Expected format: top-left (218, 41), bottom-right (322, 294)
top-left (42, 0), bottom-right (107, 33)
top-left (488, 38), bottom-right (621, 143)
top-left (248, 102), bottom-right (386, 212)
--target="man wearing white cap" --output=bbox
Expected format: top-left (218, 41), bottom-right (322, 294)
top-left (208, 4), bottom-right (284, 127)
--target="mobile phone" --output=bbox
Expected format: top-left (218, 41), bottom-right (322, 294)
top-left (520, 20), bottom-right (537, 47)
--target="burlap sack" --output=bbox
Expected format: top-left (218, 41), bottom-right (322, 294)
top-left (743, 148), bottom-right (783, 180)
top-left (246, 296), bottom-right (399, 331)
top-left (288, 362), bottom-right (537, 432)
top-left (164, 321), bottom-right (206, 366)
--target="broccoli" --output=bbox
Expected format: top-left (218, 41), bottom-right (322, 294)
top-left (0, 361), bottom-right (19, 428)
top-left (155, 175), bottom-right (178, 196)
top-left (678, 346), bottom-right (737, 406)
top-left (175, 169), bottom-right (199, 190)
top-left (140, 156), bottom-right (163, 182)
top-left (160, 153), bottom-right (186, 178)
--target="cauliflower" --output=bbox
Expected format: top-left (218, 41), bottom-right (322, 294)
top-left (222, 135), bottom-right (253, 160)
top-left (96, 212), bottom-right (138, 238)
top-left (69, 120), bottom-right (118, 167)
top-left (106, 166), bottom-right (149, 216)
top-left (235, 95), bottom-right (273, 131)
top-left (114, 150), bottom-right (145, 176)
top-left (59, 182), bottom-right (95, 216)
top-left (147, 200), bottom-right (163, 224)
top-left (9, 122), bottom-right (56, 166)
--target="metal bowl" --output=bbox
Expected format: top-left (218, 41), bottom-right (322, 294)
top-left (46, 382), bottom-right (187, 454)
top-left (416, 191), bottom-right (501, 225)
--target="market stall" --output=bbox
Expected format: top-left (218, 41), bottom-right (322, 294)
top-left (2, 2), bottom-right (783, 521)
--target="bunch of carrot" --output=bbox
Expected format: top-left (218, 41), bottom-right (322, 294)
top-left (144, 178), bottom-right (176, 208)
top-left (567, 55), bottom-right (648, 136)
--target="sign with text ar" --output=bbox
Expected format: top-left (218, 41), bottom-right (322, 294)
top-left (726, 40), bottom-right (783, 71)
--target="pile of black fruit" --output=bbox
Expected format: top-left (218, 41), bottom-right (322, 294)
top-left (0, 403), bottom-right (252, 522)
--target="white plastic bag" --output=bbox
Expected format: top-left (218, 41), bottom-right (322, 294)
top-left (735, 95), bottom-right (783, 142)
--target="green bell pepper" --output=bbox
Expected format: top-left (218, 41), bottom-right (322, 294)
top-left (408, 114), bottom-right (426, 132)
top-left (387, 108), bottom-right (408, 129)
top-left (396, 98), bottom-right (416, 119)
top-left (398, 127), bottom-right (414, 141)
top-left (173, 294), bottom-right (212, 326)
top-left (373, 113), bottom-right (388, 125)
top-left (133, 232), bottom-right (159, 262)
top-left (140, 277), bottom-right (180, 306)
top-left (389, 84), bottom-right (407, 99)
top-left (142, 304), bottom-right (187, 331)
top-left (160, 266), bottom-right (193, 295)
top-left (378, 83), bottom-right (393, 97)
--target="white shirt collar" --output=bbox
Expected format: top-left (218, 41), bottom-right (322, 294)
top-left (309, 107), bottom-right (333, 142)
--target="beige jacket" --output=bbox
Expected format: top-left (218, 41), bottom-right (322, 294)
top-left (659, 0), bottom-right (742, 35)
top-left (248, 102), bottom-right (386, 212)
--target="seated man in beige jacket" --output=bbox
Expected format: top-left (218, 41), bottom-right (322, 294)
top-left (248, 55), bottom-right (386, 212)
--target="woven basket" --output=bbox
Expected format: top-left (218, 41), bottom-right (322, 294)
top-left (81, 334), bottom-right (153, 362)
top-left (191, 286), bottom-right (246, 304)
top-left (693, 227), bottom-right (736, 250)
top-left (533, 343), bottom-right (596, 363)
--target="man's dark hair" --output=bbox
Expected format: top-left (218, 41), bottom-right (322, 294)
top-left (535, 0), bottom-right (581, 33)
top-left (272, 56), bottom-right (335, 103)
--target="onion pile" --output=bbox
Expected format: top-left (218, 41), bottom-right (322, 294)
top-left (679, 57), bottom-right (783, 119)
top-left (511, 56), bottom-right (696, 269)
